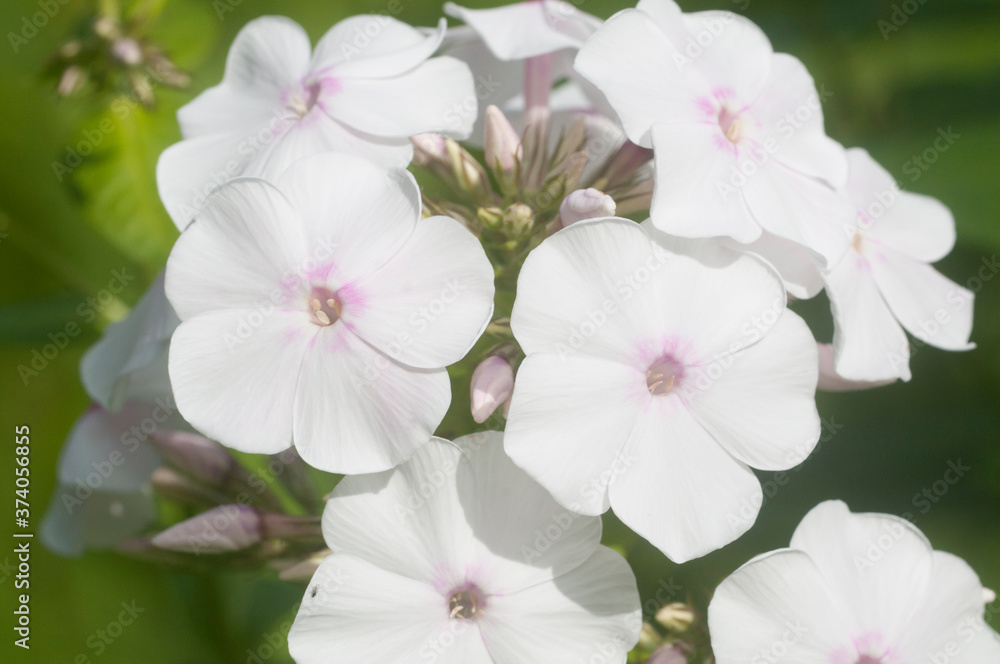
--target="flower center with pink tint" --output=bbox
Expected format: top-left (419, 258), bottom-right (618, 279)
top-left (448, 585), bottom-right (485, 620)
top-left (718, 105), bottom-right (744, 144)
top-left (646, 355), bottom-right (684, 396)
top-left (855, 657), bottom-right (884, 664)
top-left (288, 80), bottom-right (322, 118)
top-left (308, 286), bottom-right (341, 327)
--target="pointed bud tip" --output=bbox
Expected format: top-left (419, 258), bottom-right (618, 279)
top-left (470, 356), bottom-right (515, 424)
top-left (484, 105), bottom-right (522, 173)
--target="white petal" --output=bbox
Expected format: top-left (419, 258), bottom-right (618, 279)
top-left (165, 179), bottom-right (308, 320)
top-left (276, 153), bottom-right (420, 287)
top-left (178, 16), bottom-right (310, 138)
top-left (452, 432), bottom-right (604, 593)
top-left (510, 218), bottom-right (668, 360)
top-left (289, 554), bottom-right (452, 664)
top-left (326, 57), bottom-right (476, 139)
top-left (742, 160), bottom-right (855, 267)
top-left (168, 310), bottom-right (310, 454)
top-left (293, 326), bottom-right (450, 474)
top-left (868, 246), bottom-right (975, 351)
top-left (685, 312), bottom-right (820, 471)
top-left (681, 10), bottom-right (773, 104)
top-left (753, 54), bottom-right (847, 187)
top-left (504, 354), bottom-right (647, 516)
top-left (42, 486), bottom-right (157, 557)
top-left (824, 250), bottom-right (912, 381)
top-left (156, 133), bottom-right (258, 231)
top-left (899, 552), bottom-right (1000, 664)
top-left (345, 216), bottom-right (494, 368)
top-left (817, 343), bottom-right (897, 392)
top-left (610, 396), bottom-right (762, 563)
top-left (56, 403), bottom-right (163, 492)
top-left (312, 16), bottom-right (446, 79)
top-left (635, 0), bottom-right (688, 43)
top-left (320, 438), bottom-right (474, 585)
top-left (481, 546), bottom-right (641, 663)
top-left (727, 232), bottom-right (825, 300)
top-left (444, 1), bottom-right (594, 60)
top-left (80, 272), bottom-right (180, 411)
top-left (648, 122), bottom-right (762, 244)
top-left (708, 549), bottom-right (853, 664)
top-left (642, 223), bottom-right (793, 359)
top-left (254, 111), bottom-right (415, 179)
top-left (845, 148), bottom-right (955, 262)
top-left (574, 9), bottom-right (709, 146)
top-left (158, 112), bottom-right (413, 231)
top-left (789, 500), bottom-right (935, 645)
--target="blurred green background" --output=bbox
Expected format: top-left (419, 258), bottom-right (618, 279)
top-left (1, 0), bottom-right (999, 661)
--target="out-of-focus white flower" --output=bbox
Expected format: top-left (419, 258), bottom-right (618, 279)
top-left (469, 355), bottom-right (514, 423)
top-left (40, 401), bottom-right (180, 557)
top-left (559, 187), bottom-right (616, 227)
top-left (288, 433), bottom-right (642, 663)
top-left (165, 153), bottom-right (495, 474)
top-left (824, 148), bottom-right (974, 382)
top-left (709, 500), bottom-right (1000, 664)
top-left (505, 218), bottom-right (820, 563)
top-left (575, 0), bottom-right (854, 265)
top-left (157, 15), bottom-right (476, 228)
top-left (80, 271), bottom-right (179, 412)
top-left (816, 343), bottom-right (897, 392)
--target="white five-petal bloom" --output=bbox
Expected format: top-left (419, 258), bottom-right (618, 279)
top-left (709, 500), bottom-right (1000, 664)
top-left (156, 14), bottom-right (476, 228)
top-left (80, 271), bottom-right (179, 412)
top-left (575, 0), bottom-right (854, 266)
top-left (504, 218), bottom-right (821, 563)
top-left (288, 433), bottom-right (642, 664)
top-left (824, 148), bottom-right (975, 382)
top-left (164, 153), bottom-right (495, 474)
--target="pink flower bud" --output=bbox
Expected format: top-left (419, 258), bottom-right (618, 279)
top-left (152, 505), bottom-right (262, 554)
top-left (470, 356), bottom-right (515, 424)
top-left (484, 105), bottom-right (522, 173)
top-left (559, 188), bottom-right (616, 227)
top-left (524, 54), bottom-right (553, 131)
top-left (149, 430), bottom-right (235, 486)
top-left (411, 133), bottom-right (448, 165)
top-left (648, 644), bottom-right (688, 664)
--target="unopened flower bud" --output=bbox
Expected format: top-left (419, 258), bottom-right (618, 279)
top-left (638, 622), bottom-right (663, 650)
top-left (502, 203), bottom-right (534, 237)
top-left (412, 133), bottom-right (448, 165)
top-left (149, 430), bottom-right (235, 486)
top-left (984, 587), bottom-right (997, 604)
top-left (152, 505), bottom-right (321, 554)
top-left (655, 603), bottom-right (696, 632)
top-left (484, 105), bottom-right (522, 173)
top-left (559, 188), bottom-right (616, 227)
top-left (152, 505), bottom-right (262, 554)
top-left (470, 356), bottom-right (514, 424)
top-left (648, 644), bottom-right (689, 664)
top-left (111, 37), bottom-right (143, 65)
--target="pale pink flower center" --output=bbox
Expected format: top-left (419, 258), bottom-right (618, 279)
top-left (646, 356), bottom-right (684, 396)
top-left (448, 585), bottom-right (485, 620)
top-left (718, 105), bottom-right (744, 144)
top-left (308, 286), bottom-right (341, 327)
top-left (288, 81), bottom-right (322, 117)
